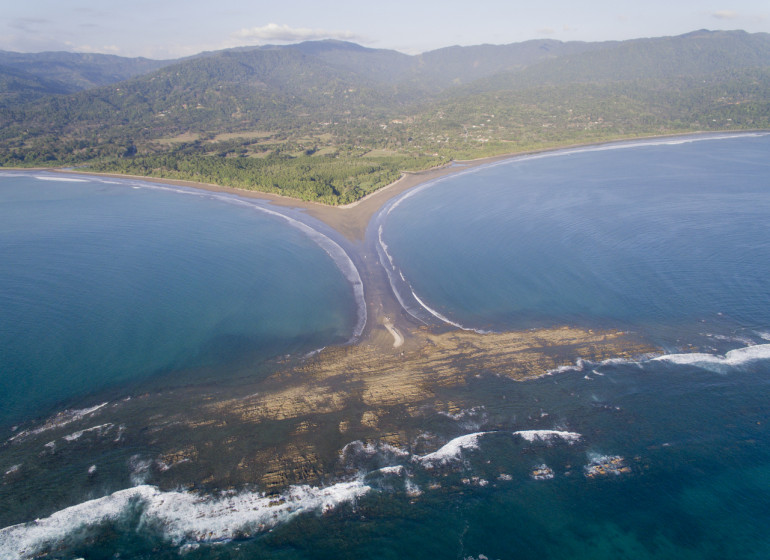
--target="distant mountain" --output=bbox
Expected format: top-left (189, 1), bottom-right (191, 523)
top-left (468, 29), bottom-right (770, 92)
top-left (0, 51), bottom-right (172, 105)
top-left (1, 30), bottom-right (768, 203)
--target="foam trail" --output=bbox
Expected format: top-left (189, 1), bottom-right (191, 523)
top-left (513, 430), bottom-right (582, 444)
top-left (652, 343), bottom-right (770, 370)
top-left (0, 480), bottom-right (370, 558)
top-left (213, 196), bottom-right (366, 342)
top-left (416, 431), bottom-right (492, 467)
top-left (545, 356), bottom-right (642, 376)
top-left (411, 291), bottom-right (490, 334)
top-left (9, 403), bottom-right (108, 443)
top-left (543, 343), bottom-right (770, 378)
top-left (374, 224), bottom-right (430, 325)
top-left (377, 226), bottom-right (394, 268)
top-left (33, 176), bottom-right (88, 182)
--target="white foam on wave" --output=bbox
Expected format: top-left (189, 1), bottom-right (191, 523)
top-left (33, 176), bottom-right (88, 183)
top-left (0, 480), bottom-right (370, 559)
top-left (62, 423), bottom-right (114, 442)
top-left (546, 356), bottom-right (644, 376)
top-left (8, 403), bottom-right (108, 443)
top-left (340, 440), bottom-right (410, 462)
top-left (653, 343), bottom-right (770, 370)
top-left (223, 198), bottom-right (367, 341)
top-left (374, 225), bottom-right (429, 325)
top-left (416, 432), bottom-right (492, 467)
top-left (704, 332), bottom-right (758, 346)
top-left (411, 290), bottom-right (490, 334)
top-left (583, 453), bottom-right (630, 477)
top-left (373, 465), bottom-right (406, 476)
top-left (513, 430), bottom-right (582, 444)
top-left (377, 225), bottom-right (396, 270)
top-left (546, 343), bottom-right (770, 378)
top-left (376, 213), bottom-right (490, 333)
top-left (415, 428), bottom-right (584, 468)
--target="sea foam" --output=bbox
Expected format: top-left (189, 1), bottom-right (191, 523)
top-left (513, 430), bottom-right (582, 444)
top-left (8, 403), bottom-right (108, 443)
top-left (0, 480), bottom-right (370, 559)
top-left (416, 432), bottom-right (492, 467)
top-left (33, 176), bottom-right (88, 182)
top-left (653, 343), bottom-right (770, 371)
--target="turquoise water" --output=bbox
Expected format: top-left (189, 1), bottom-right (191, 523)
top-left (0, 174), bottom-right (358, 427)
top-left (2, 134), bottom-right (770, 559)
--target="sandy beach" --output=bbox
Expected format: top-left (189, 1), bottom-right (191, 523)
top-left (51, 159), bottom-right (478, 241)
top-left (38, 131), bottom-right (739, 242)
top-left (3, 134), bottom-right (724, 351)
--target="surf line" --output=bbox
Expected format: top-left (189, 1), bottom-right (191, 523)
top-left (375, 219), bottom-right (490, 334)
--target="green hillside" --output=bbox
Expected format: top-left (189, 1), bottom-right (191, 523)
top-left (1, 30), bottom-right (768, 204)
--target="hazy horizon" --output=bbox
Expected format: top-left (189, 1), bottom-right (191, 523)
top-left (2, 0), bottom-right (768, 59)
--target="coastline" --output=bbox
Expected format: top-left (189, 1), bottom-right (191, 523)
top-left (7, 131), bottom-right (770, 546)
top-left (7, 130), bottom-right (760, 242)
top-left (6, 130), bottom-right (762, 352)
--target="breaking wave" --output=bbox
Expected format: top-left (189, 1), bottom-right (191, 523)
top-left (0, 480), bottom-right (370, 559)
top-left (652, 343), bottom-right (770, 372)
top-left (416, 432), bottom-right (491, 467)
top-left (546, 343), bottom-right (770, 378)
top-left (513, 430), bottom-right (582, 444)
top-left (375, 225), bottom-right (490, 332)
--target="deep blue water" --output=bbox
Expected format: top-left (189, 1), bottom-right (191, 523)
top-left (2, 134), bottom-right (770, 559)
top-left (0, 174), bottom-right (358, 427)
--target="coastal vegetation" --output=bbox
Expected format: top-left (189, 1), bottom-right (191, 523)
top-left (1, 30), bottom-right (769, 204)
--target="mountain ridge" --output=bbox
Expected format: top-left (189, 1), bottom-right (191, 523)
top-left (1, 30), bottom-right (768, 204)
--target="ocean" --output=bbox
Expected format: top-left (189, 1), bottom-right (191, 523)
top-left (0, 174), bottom-right (360, 428)
top-left (1, 133), bottom-right (769, 559)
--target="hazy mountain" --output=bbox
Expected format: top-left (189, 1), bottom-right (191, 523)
top-left (1, 29), bottom-right (768, 198)
top-left (468, 29), bottom-right (770, 92)
top-left (0, 51), bottom-right (171, 102)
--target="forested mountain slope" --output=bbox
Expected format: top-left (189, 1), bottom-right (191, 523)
top-left (2, 30), bottom-right (768, 204)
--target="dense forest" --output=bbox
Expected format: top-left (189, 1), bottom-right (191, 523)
top-left (1, 30), bottom-right (769, 204)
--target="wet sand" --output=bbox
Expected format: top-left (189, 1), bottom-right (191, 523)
top-left (52, 160), bottom-right (471, 241)
top-left (48, 148), bottom-right (567, 241)
top-left (15, 132), bottom-right (736, 242)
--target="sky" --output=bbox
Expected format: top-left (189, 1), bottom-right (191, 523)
top-left (2, 0), bottom-right (769, 59)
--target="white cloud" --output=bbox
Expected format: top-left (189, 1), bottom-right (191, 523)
top-left (232, 23), bottom-right (363, 44)
top-left (536, 27), bottom-right (556, 35)
top-left (712, 10), bottom-right (738, 20)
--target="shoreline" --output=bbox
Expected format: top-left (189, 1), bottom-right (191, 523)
top-left (4, 130), bottom-right (765, 353)
top-left (5, 130), bottom-right (762, 351)
top-left (6, 130), bottom-right (762, 242)
top-left (6, 132), bottom-right (769, 535)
